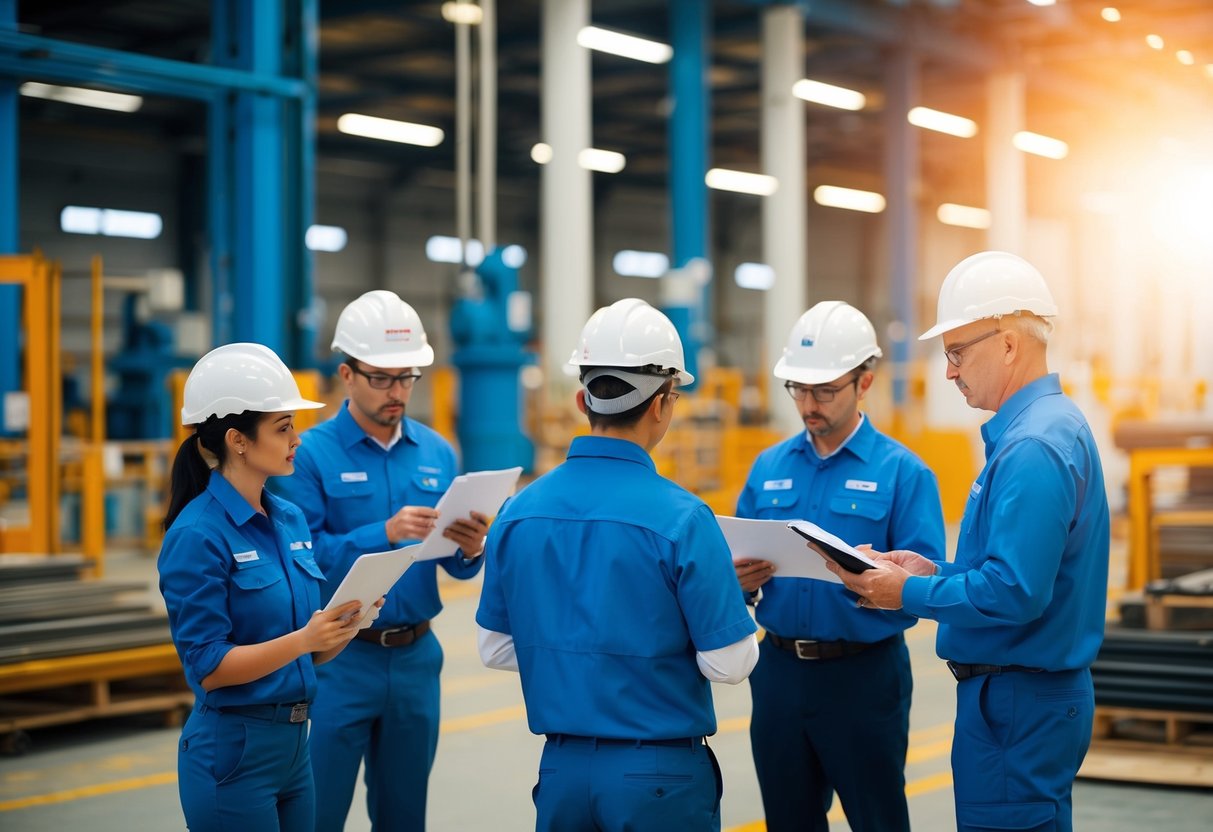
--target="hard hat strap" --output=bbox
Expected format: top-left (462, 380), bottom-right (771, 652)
top-left (581, 367), bottom-right (672, 415)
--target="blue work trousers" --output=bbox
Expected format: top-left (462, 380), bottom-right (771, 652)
top-left (178, 704), bottom-right (313, 831)
top-left (952, 667), bottom-right (1094, 832)
top-left (533, 734), bottom-right (723, 832)
top-left (311, 631), bottom-right (443, 832)
top-left (748, 633), bottom-right (912, 832)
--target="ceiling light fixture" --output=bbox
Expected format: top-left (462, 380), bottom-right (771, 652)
top-left (937, 203), bottom-right (992, 230)
top-left (907, 106), bottom-right (978, 138)
top-left (20, 81), bottom-right (142, 113)
top-left (337, 113), bottom-right (444, 147)
top-left (530, 143), bottom-right (554, 164)
top-left (576, 26), bottom-right (673, 64)
top-left (791, 79), bottom-right (866, 111)
top-left (440, 2), bottom-right (483, 25)
top-left (813, 185), bottom-right (886, 214)
top-left (577, 148), bottom-right (626, 174)
top-left (1146, 34), bottom-right (1165, 50)
top-left (1177, 50), bottom-right (1195, 66)
top-left (613, 250), bottom-right (669, 279)
top-left (705, 168), bottom-right (778, 196)
top-left (1012, 131), bottom-right (1069, 160)
top-left (1100, 7), bottom-right (1121, 23)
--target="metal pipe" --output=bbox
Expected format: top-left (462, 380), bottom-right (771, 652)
top-left (455, 3), bottom-right (472, 258)
top-left (478, 0), bottom-right (497, 251)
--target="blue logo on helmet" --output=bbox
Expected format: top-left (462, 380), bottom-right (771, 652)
top-left (800, 338), bottom-right (815, 347)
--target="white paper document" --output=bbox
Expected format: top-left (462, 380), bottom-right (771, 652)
top-left (323, 543), bottom-right (418, 628)
top-left (716, 516), bottom-right (874, 584)
top-left (412, 466), bottom-right (523, 561)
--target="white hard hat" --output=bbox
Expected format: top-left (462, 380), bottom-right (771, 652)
top-left (919, 251), bottom-right (1058, 341)
top-left (567, 298), bottom-right (694, 386)
top-left (774, 301), bottom-right (883, 386)
top-left (181, 343), bottom-right (325, 426)
top-left (331, 290), bottom-right (435, 368)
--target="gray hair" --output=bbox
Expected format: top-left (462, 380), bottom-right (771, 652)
top-left (999, 312), bottom-right (1053, 345)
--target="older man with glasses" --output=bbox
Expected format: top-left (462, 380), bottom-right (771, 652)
top-left (732, 301), bottom-right (945, 832)
top-left (827, 252), bottom-right (1110, 832)
top-left (274, 290), bottom-right (489, 832)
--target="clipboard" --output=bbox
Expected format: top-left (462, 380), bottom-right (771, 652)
top-left (786, 520), bottom-right (877, 574)
top-left (412, 467), bottom-right (523, 561)
top-left (322, 543), bottom-right (418, 628)
top-left (716, 515), bottom-right (844, 584)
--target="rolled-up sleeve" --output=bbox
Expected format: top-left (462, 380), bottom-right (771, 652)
top-left (159, 530), bottom-right (237, 687)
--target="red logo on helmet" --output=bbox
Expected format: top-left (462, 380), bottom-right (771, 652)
top-left (384, 328), bottom-right (412, 342)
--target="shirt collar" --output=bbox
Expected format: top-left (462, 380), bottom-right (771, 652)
top-left (206, 469), bottom-right (258, 527)
top-left (981, 373), bottom-right (1062, 449)
top-left (335, 400), bottom-right (418, 450)
top-left (799, 412), bottom-right (873, 463)
top-left (566, 435), bottom-right (657, 473)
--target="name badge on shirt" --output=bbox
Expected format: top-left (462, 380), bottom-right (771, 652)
top-left (970, 481), bottom-right (983, 497)
top-left (418, 465), bottom-right (442, 474)
top-left (845, 479), bottom-right (878, 492)
top-left (289, 541), bottom-right (307, 551)
top-left (232, 550), bottom-right (259, 563)
top-left (763, 479), bottom-right (793, 491)
top-left (340, 471), bottom-right (368, 483)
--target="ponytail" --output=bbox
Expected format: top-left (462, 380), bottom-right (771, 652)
top-left (163, 410), bottom-right (265, 530)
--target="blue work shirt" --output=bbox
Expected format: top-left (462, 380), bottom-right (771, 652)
top-left (273, 403), bottom-right (481, 628)
top-left (737, 416), bottom-right (945, 643)
top-left (159, 471), bottom-right (324, 706)
top-left (477, 436), bottom-right (757, 740)
top-left (902, 374), bottom-right (1110, 670)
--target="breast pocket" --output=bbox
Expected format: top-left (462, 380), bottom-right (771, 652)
top-left (412, 473), bottom-right (450, 506)
top-left (827, 493), bottom-right (891, 542)
top-left (230, 559), bottom-right (283, 592)
top-left (291, 554), bottom-right (325, 610)
top-left (752, 489), bottom-right (801, 516)
top-left (321, 474), bottom-right (379, 526)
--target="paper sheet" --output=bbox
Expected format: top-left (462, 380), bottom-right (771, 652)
top-left (323, 543), bottom-right (418, 628)
top-left (716, 516), bottom-right (871, 584)
top-left (412, 466), bottom-right (523, 561)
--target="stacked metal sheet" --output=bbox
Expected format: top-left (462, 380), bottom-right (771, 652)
top-left (1093, 626), bottom-right (1213, 712)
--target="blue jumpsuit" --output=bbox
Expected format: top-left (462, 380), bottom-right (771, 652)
top-left (477, 436), bottom-right (758, 832)
top-left (901, 375), bottom-right (1110, 832)
top-left (273, 403), bottom-right (482, 832)
top-left (737, 415), bottom-right (945, 832)
top-left (159, 471), bottom-right (325, 832)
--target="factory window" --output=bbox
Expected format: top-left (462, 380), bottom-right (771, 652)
top-left (734, 262), bottom-right (775, 291)
top-left (60, 206), bottom-right (162, 239)
top-left (613, 250), bottom-right (668, 279)
top-left (306, 225), bottom-right (348, 252)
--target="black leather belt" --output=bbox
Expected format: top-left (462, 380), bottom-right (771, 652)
top-left (766, 632), bottom-right (888, 661)
top-left (546, 734), bottom-right (703, 749)
top-left (355, 619), bottom-right (431, 647)
top-left (218, 702), bottom-right (310, 723)
top-left (947, 661), bottom-right (1046, 681)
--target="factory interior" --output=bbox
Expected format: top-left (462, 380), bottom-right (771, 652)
top-left (1, 0), bottom-right (1213, 829)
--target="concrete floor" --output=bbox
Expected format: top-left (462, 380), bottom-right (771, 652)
top-left (2, 550), bottom-right (1212, 831)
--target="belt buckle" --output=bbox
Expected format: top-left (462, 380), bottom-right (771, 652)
top-left (379, 625), bottom-right (408, 646)
top-left (793, 639), bottom-right (820, 660)
top-left (946, 660), bottom-right (967, 681)
top-left (289, 703), bottom-right (309, 723)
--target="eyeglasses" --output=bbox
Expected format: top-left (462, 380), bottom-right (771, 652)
top-left (350, 365), bottom-right (423, 390)
top-left (784, 377), bottom-right (858, 403)
top-left (944, 328), bottom-right (1000, 367)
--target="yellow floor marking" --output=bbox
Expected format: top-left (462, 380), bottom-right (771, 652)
top-left (443, 672), bottom-right (513, 695)
top-left (0, 771), bottom-right (178, 812)
top-left (439, 704), bottom-right (527, 734)
top-left (437, 578), bottom-right (482, 602)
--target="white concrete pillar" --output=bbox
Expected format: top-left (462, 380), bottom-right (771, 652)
top-left (986, 71), bottom-right (1027, 255)
top-left (761, 5), bottom-right (807, 435)
top-left (541, 0), bottom-right (593, 397)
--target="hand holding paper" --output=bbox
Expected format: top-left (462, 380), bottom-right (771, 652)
top-left (412, 467), bottom-right (522, 561)
top-left (323, 544), bottom-right (418, 628)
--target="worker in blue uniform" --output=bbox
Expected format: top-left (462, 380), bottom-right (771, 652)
top-left (476, 298), bottom-right (759, 832)
top-left (160, 343), bottom-right (372, 832)
top-left (274, 290), bottom-right (490, 832)
top-left (828, 252), bottom-right (1110, 832)
top-left (733, 301), bottom-right (945, 832)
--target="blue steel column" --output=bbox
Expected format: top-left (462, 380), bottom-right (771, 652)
top-left (213, 0), bottom-right (287, 355)
top-left (884, 46), bottom-right (918, 409)
top-left (283, 0), bottom-right (317, 365)
top-left (667, 0), bottom-right (709, 389)
top-left (0, 0), bottom-right (18, 434)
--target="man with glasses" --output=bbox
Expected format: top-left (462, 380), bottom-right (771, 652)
top-left (827, 252), bottom-right (1109, 832)
top-left (275, 290), bottom-right (489, 832)
top-left (733, 301), bottom-right (945, 832)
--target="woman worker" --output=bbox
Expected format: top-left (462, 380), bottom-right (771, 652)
top-left (159, 342), bottom-right (372, 831)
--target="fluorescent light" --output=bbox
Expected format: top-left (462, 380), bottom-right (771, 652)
top-left (425, 235), bottom-right (485, 266)
top-left (1177, 50), bottom-right (1195, 66)
top-left (813, 185), bottom-right (886, 214)
top-left (1026, 0), bottom-right (1056, 6)
top-left (791, 79), bottom-right (866, 111)
top-left (306, 225), bottom-right (347, 253)
top-left (501, 244), bottom-right (528, 269)
top-left (705, 168), bottom-right (778, 196)
top-left (20, 81), bottom-right (142, 113)
top-left (576, 26), bottom-right (672, 64)
top-left (1146, 34), bottom-right (1165, 50)
top-left (734, 262), bottom-right (775, 291)
top-left (1100, 7), bottom-right (1121, 23)
top-left (578, 148), bottom-right (626, 174)
top-left (441, 2), bottom-right (483, 25)
top-left (1206, 64), bottom-right (1213, 80)
top-left (907, 106), bottom-right (978, 138)
top-left (60, 206), bottom-right (162, 239)
top-left (937, 203), bottom-right (992, 230)
top-left (337, 113), bottom-right (444, 147)
top-left (531, 142), bottom-right (553, 164)
top-left (613, 250), bottom-right (668, 279)
top-left (1012, 131), bottom-right (1069, 160)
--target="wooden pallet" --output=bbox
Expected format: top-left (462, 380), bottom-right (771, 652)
top-left (0, 643), bottom-right (191, 755)
top-left (1143, 592), bottom-right (1213, 631)
top-left (1079, 705), bottom-right (1213, 787)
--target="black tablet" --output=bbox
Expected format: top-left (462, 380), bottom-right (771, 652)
top-left (787, 522), bottom-right (875, 575)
